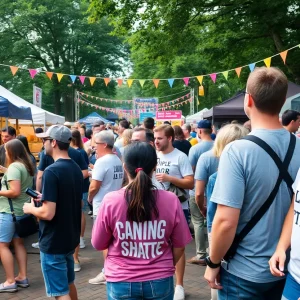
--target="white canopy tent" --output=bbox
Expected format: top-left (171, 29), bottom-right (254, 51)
top-left (185, 108), bottom-right (209, 124)
top-left (0, 85), bottom-right (65, 125)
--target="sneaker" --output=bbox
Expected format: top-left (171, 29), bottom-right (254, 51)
top-left (31, 242), bottom-right (39, 249)
top-left (0, 282), bottom-right (18, 293)
top-left (88, 211), bottom-right (93, 215)
top-left (174, 285), bottom-right (185, 300)
top-left (88, 272), bottom-right (106, 285)
top-left (74, 261), bottom-right (81, 272)
top-left (80, 237), bottom-right (86, 249)
top-left (15, 278), bottom-right (29, 288)
top-left (187, 255), bottom-right (207, 266)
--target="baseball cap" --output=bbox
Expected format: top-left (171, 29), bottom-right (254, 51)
top-left (197, 120), bottom-right (212, 129)
top-left (36, 125), bottom-right (72, 143)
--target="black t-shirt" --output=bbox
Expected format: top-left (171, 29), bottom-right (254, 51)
top-left (173, 140), bottom-right (192, 156)
top-left (39, 159), bottom-right (83, 254)
top-left (0, 145), bottom-right (6, 167)
top-left (76, 148), bottom-right (89, 193)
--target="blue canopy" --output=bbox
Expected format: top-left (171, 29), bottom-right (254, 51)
top-left (78, 112), bottom-right (111, 124)
top-left (0, 96), bottom-right (32, 120)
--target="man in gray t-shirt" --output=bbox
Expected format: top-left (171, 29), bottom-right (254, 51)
top-left (187, 120), bottom-right (214, 265)
top-left (204, 67), bottom-right (300, 300)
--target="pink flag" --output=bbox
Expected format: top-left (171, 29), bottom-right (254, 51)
top-left (210, 73), bottom-right (217, 83)
top-left (79, 76), bottom-right (85, 84)
top-left (183, 77), bottom-right (190, 86)
top-left (29, 69), bottom-right (37, 79)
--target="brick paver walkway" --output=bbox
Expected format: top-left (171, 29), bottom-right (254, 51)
top-left (0, 213), bottom-right (211, 299)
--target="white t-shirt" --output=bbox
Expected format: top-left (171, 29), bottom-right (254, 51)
top-left (92, 154), bottom-right (123, 216)
top-left (156, 148), bottom-right (193, 209)
top-left (290, 170), bottom-right (300, 284)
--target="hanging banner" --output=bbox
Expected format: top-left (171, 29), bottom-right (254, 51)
top-left (33, 85), bottom-right (42, 108)
top-left (139, 112), bottom-right (156, 123)
top-left (156, 110), bottom-right (182, 120)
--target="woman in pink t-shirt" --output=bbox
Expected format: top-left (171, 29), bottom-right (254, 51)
top-left (92, 142), bottom-right (192, 300)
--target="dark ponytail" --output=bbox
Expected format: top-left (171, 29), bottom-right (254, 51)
top-left (123, 142), bottom-right (159, 222)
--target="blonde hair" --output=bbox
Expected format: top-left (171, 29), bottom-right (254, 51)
top-left (213, 124), bottom-right (249, 158)
top-left (123, 129), bottom-right (134, 146)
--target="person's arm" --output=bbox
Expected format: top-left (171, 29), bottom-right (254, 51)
top-left (195, 180), bottom-right (206, 216)
top-left (0, 180), bottom-right (21, 198)
top-left (269, 200), bottom-right (294, 277)
top-left (88, 179), bottom-right (102, 203)
top-left (23, 199), bottom-right (56, 220)
top-left (82, 169), bottom-right (88, 179)
top-left (173, 247), bottom-right (185, 265)
top-left (36, 170), bottom-right (44, 192)
top-left (155, 173), bottom-right (194, 189)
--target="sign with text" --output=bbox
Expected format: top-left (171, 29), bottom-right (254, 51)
top-left (156, 110), bottom-right (182, 120)
top-left (139, 112), bottom-right (156, 123)
top-left (33, 85), bottom-right (42, 108)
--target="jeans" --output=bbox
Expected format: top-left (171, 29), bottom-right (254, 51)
top-left (189, 196), bottom-right (206, 257)
top-left (107, 276), bottom-right (174, 300)
top-left (218, 268), bottom-right (286, 300)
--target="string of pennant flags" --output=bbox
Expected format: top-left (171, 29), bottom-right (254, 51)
top-left (78, 91), bottom-right (190, 108)
top-left (2, 44), bottom-right (300, 89)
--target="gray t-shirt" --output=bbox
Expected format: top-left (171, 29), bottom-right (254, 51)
top-left (211, 129), bottom-right (300, 283)
top-left (194, 149), bottom-right (219, 181)
top-left (189, 141), bottom-right (214, 196)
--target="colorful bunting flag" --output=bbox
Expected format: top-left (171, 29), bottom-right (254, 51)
top-left (235, 67), bottom-right (242, 78)
top-left (196, 76), bottom-right (204, 85)
top-left (89, 77), bottom-right (96, 86)
top-left (104, 78), bottom-right (110, 86)
top-left (210, 73), bottom-right (217, 83)
top-left (117, 79), bottom-right (123, 87)
top-left (153, 79), bottom-right (160, 88)
top-left (264, 57), bottom-right (271, 68)
top-left (46, 72), bottom-right (53, 80)
top-left (280, 50), bottom-right (288, 64)
top-left (57, 73), bottom-right (64, 82)
top-left (79, 76), bottom-right (85, 85)
top-left (183, 77), bottom-right (190, 86)
top-left (168, 79), bottom-right (174, 88)
top-left (249, 63), bottom-right (256, 72)
top-left (127, 79), bottom-right (133, 88)
top-left (139, 80), bottom-right (146, 87)
top-left (222, 71), bottom-right (229, 80)
top-left (70, 75), bottom-right (76, 83)
top-left (10, 66), bottom-right (18, 76)
top-left (29, 69), bottom-right (37, 79)
top-left (199, 86), bottom-right (204, 96)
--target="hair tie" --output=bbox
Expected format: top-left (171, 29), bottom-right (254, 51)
top-left (135, 168), bottom-right (143, 173)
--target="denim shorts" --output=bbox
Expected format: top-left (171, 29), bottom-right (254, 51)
top-left (282, 272), bottom-right (300, 300)
top-left (0, 213), bottom-right (28, 242)
top-left (82, 193), bottom-right (88, 211)
top-left (40, 251), bottom-right (75, 297)
top-left (107, 276), bottom-right (174, 300)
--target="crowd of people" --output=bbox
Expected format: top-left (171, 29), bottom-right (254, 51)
top-left (0, 67), bottom-right (300, 300)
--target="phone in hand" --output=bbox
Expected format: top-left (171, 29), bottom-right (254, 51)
top-left (25, 188), bottom-right (39, 199)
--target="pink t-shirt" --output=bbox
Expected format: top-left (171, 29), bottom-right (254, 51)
top-left (92, 189), bottom-right (192, 282)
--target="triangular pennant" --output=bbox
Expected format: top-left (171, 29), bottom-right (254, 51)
top-left (235, 67), bottom-right (242, 78)
top-left (29, 69), bottom-right (37, 79)
top-left (222, 71), bottom-right (229, 80)
top-left (264, 57), bottom-right (272, 68)
top-left (104, 78), bottom-right (110, 86)
top-left (127, 79), bottom-right (134, 88)
top-left (153, 79), bottom-right (160, 88)
top-left (196, 76), bottom-right (203, 85)
top-left (79, 76), bottom-right (85, 84)
top-left (249, 63), bottom-right (256, 72)
top-left (70, 75), bottom-right (76, 83)
top-left (183, 77), bottom-right (190, 86)
top-left (117, 79), bottom-right (123, 87)
top-left (210, 73), bottom-right (217, 83)
top-left (279, 50), bottom-right (288, 64)
top-left (89, 77), bottom-right (96, 86)
top-left (168, 78), bottom-right (174, 88)
top-left (139, 80), bottom-right (146, 87)
top-left (10, 66), bottom-right (18, 76)
top-left (46, 72), bottom-right (53, 80)
top-left (57, 73), bottom-right (64, 82)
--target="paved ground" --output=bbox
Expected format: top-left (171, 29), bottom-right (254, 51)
top-left (0, 212), bottom-right (211, 299)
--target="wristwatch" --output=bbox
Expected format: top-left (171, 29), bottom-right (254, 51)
top-left (205, 256), bottom-right (221, 268)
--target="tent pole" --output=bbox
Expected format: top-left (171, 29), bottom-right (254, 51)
top-left (16, 119), bottom-right (19, 135)
top-left (5, 118), bottom-right (8, 129)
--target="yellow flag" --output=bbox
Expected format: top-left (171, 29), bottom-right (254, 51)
top-left (139, 80), bottom-right (146, 87)
top-left (127, 79), bottom-right (134, 87)
top-left (196, 76), bottom-right (203, 85)
top-left (199, 85), bottom-right (204, 96)
top-left (89, 77), bottom-right (96, 86)
top-left (264, 57), bottom-right (272, 68)
top-left (57, 73), bottom-right (64, 82)
top-left (10, 66), bottom-right (18, 76)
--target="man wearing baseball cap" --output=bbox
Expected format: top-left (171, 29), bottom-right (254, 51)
top-left (23, 125), bottom-right (83, 299)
